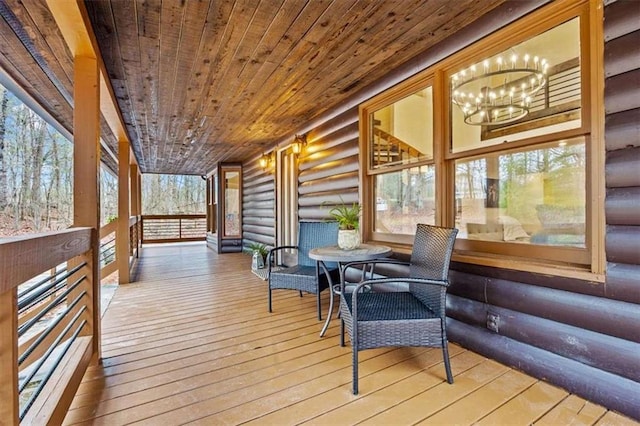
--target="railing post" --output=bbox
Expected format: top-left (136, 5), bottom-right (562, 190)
top-left (137, 216), bottom-right (142, 256)
top-left (0, 288), bottom-right (19, 425)
top-left (117, 140), bottom-right (131, 284)
top-left (72, 54), bottom-right (101, 360)
top-left (140, 216), bottom-right (144, 246)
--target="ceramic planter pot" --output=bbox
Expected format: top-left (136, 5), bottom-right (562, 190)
top-left (251, 251), bottom-right (265, 270)
top-left (338, 229), bottom-right (360, 250)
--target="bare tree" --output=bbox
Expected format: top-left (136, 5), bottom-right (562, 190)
top-left (142, 174), bottom-right (205, 214)
top-left (1, 83), bottom-right (205, 236)
top-left (0, 86), bottom-right (8, 209)
top-left (29, 116), bottom-right (46, 230)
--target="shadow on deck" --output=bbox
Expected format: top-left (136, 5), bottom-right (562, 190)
top-left (63, 243), bottom-right (636, 425)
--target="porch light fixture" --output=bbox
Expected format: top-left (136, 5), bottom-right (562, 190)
top-left (292, 134), bottom-right (307, 155)
top-left (451, 54), bottom-right (548, 125)
top-left (259, 152), bottom-right (273, 170)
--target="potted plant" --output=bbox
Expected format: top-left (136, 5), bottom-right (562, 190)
top-left (327, 199), bottom-right (361, 250)
top-left (245, 242), bottom-right (268, 270)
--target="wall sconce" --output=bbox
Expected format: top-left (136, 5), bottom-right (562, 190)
top-left (292, 134), bottom-right (307, 155)
top-left (259, 152), bottom-right (273, 170)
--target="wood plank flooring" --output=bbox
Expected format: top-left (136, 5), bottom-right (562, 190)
top-left (64, 243), bottom-right (638, 425)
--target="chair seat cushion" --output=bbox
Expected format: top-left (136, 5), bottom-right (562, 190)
top-left (272, 264), bottom-right (317, 277)
top-left (270, 265), bottom-right (337, 294)
top-left (343, 292), bottom-right (437, 321)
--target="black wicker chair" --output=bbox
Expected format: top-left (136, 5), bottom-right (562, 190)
top-left (267, 221), bottom-right (340, 320)
top-left (339, 224), bottom-right (458, 394)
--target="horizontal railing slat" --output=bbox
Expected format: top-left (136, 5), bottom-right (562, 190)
top-left (0, 228), bottom-right (92, 294)
top-left (99, 221), bottom-right (117, 239)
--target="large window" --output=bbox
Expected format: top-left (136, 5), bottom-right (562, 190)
top-left (363, 85), bottom-right (436, 243)
top-left (360, 0), bottom-right (602, 275)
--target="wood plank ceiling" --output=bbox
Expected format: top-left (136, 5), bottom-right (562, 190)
top-left (2, 0), bottom-right (507, 176)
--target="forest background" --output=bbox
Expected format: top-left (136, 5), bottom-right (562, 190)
top-left (0, 84), bottom-right (205, 238)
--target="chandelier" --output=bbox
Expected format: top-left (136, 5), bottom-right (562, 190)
top-left (451, 54), bottom-right (548, 125)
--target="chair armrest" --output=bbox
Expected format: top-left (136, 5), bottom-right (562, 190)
top-left (351, 277), bottom-right (448, 293)
top-left (267, 245), bottom-right (298, 269)
top-left (339, 259), bottom-right (410, 291)
top-left (341, 258), bottom-right (409, 271)
top-left (349, 277), bottom-right (449, 316)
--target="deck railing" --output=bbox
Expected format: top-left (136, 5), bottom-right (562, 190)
top-left (99, 220), bottom-right (117, 278)
top-left (98, 216), bottom-right (142, 279)
top-left (128, 216), bottom-right (142, 267)
top-left (0, 228), bottom-right (98, 424)
top-left (140, 214), bottom-right (206, 243)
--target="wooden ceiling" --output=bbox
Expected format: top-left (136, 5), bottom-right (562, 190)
top-left (2, 0), bottom-right (507, 176)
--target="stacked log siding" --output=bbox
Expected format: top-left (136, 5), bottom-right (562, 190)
top-left (242, 159), bottom-right (276, 250)
top-left (298, 108), bottom-right (360, 221)
top-left (603, 0), bottom-right (640, 306)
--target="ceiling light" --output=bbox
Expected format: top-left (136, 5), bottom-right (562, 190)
top-left (451, 53), bottom-right (547, 125)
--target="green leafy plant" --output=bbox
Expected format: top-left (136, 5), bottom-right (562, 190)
top-left (244, 242), bottom-right (268, 259)
top-left (326, 198), bottom-right (361, 230)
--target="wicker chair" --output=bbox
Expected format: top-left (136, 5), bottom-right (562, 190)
top-left (339, 224), bottom-right (458, 394)
top-left (267, 221), bottom-right (340, 320)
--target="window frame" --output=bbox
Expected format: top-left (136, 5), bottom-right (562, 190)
top-left (360, 77), bottom-right (438, 246)
top-left (359, 0), bottom-right (604, 279)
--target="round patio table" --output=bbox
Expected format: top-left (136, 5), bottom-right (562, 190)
top-left (309, 243), bottom-right (392, 337)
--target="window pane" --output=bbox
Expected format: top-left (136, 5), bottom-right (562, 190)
top-left (375, 165), bottom-right (435, 234)
top-left (370, 87), bottom-right (433, 169)
top-left (451, 18), bottom-right (581, 153)
top-left (455, 138), bottom-right (585, 247)
top-left (224, 171), bottom-right (240, 237)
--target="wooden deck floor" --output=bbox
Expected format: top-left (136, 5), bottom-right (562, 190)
top-left (64, 243), bottom-right (637, 425)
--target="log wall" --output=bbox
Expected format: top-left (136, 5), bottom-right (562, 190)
top-left (241, 0), bottom-right (640, 419)
top-left (298, 108), bottom-right (360, 221)
top-left (242, 159), bottom-right (276, 250)
top-left (603, 0), bottom-right (640, 306)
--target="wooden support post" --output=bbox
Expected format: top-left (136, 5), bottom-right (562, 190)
top-left (130, 164), bottom-right (142, 255)
top-left (0, 289), bottom-right (19, 425)
top-left (73, 55), bottom-right (101, 360)
top-left (130, 164), bottom-right (139, 216)
top-left (117, 140), bottom-right (130, 284)
top-left (137, 170), bottom-right (142, 217)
